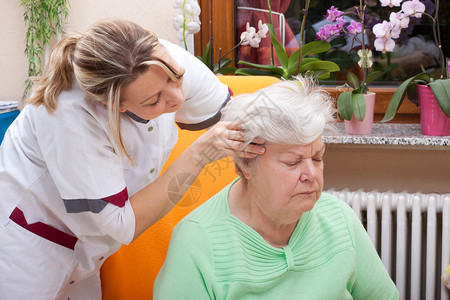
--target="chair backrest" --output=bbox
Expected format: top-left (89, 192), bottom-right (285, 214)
top-left (100, 75), bottom-right (280, 299)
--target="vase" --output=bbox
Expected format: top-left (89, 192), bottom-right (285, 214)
top-left (417, 84), bottom-right (450, 136)
top-left (344, 92), bottom-right (376, 135)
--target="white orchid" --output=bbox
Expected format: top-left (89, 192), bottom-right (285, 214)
top-left (257, 20), bottom-right (269, 38)
top-left (173, 0), bottom-right (201, 47)
top-left (240, 21), bottom-right (268, 48)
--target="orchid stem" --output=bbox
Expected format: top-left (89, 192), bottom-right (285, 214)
top-left (297, 0), bottom-right (310, 74)
top-left (217, 41), bottom-right (243, 72)
top-left (267, 0), bottom-right (274, 65)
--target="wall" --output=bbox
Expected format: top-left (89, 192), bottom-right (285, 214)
top-left (324, 146), bottom-right (450, 194)
top-left (0, 0), bottom-right (179, 102)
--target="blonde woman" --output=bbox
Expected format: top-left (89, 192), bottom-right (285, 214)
top-left (0, 18), bottom-right (264, 299)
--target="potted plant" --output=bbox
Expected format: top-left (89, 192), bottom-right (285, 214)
top-left (376, 0), bottom-right (450, 135)
top-left (315, 4), bottom-right (385, 134)
top-left (19, 0), bottom-right (70, 101)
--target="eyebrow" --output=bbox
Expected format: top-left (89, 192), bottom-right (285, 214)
top-left (284, 144), bottom-right (326, 157)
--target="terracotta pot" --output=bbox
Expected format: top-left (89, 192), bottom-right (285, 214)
top-left (344, 92), bottom-right (376, 135)
top-left (417, 84), bottom-right (450, 136)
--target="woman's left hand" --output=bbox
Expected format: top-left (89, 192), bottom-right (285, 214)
top-left (190, 121), bottom-right (265, 166)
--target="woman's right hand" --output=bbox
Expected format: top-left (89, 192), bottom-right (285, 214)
top-left (190, 121), bottom-right (266, 167)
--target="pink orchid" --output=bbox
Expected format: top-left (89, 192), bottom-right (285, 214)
top-left (325, 6), bottom-right (344, 22)
top-left (389, 11), bottom-right (410, 29)
top-left (374, 37), bottom-right (396, 53)
top-left (401, 0), bottom-right (426, 18)
top-left (373, 20), bottom-right (393, 38)
top-left (347, 20), bottom-right (362, 35)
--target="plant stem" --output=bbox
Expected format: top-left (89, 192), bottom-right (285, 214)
top-left (217, 41), bottom-right (243, 72)
top-left (418, 11), bottom-right (444, 79)
top-left (267, 0), bottom-right (274, 65)
top-left (360, 0), bottom-right (368, 93)
top-left (182, 0), bottom-right (188, 50)
top-left (297, 0), bottom-right (310, 74)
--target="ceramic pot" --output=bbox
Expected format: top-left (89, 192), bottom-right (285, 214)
top-left (344, 92), bottom-right (376, 135)
top-left (417, 84), bottom-right (450, 136)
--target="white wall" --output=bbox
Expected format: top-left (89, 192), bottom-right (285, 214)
top-left (0, 0), bottom-right (179, 101)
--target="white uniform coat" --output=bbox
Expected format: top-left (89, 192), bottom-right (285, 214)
top-left (0, 39), bottom-right (230, 300)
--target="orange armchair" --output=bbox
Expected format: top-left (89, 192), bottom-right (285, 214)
top-left (100, 76), bottom-right (280, 299)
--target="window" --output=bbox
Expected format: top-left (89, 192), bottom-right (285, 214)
top-left (194, 0), bottom-right (449, 122)
top-left (235, 0), bottom-right (449, 85)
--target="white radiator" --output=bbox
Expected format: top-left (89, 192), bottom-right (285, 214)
top-left (325, 189), bottom-right (450, 300)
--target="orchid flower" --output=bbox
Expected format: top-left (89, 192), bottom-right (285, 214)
top-left (257, 20), bottom-right (269, 38)
top-left (347, 20), bottom-right (362, 35)
top-left (173, 0), bottom-right (201, 48)
top-left (373, 0), bottom-right (426, 54)
top-left (325, 6), bottom-right (344, 22)
top-left (401, 0), bottom-right (426, 18)
top-left (240, 21), bottom-right (268, 48)
top-left (380, 0), bottom-right (402, 7)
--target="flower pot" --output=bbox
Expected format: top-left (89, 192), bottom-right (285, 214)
top-left (344, 92), bottom-right (376, 135)
top-left (417, 84), bottom-right (450, 136)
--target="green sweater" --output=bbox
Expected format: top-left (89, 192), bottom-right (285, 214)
top-left (154, 179), bottom-right (399, 300)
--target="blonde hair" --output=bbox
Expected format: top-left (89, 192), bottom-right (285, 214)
top-left (221, 76), bottom-right (337, 179)
top-left (28, 18), bottom-right (184, 162)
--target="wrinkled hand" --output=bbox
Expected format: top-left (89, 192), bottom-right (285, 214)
top-left (191, 121), bottom-right (265, 166)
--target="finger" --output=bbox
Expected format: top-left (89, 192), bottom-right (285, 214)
top-left (227, 129), bottom-right (244, 141)
top-left (250, 137), bottom-right (265, 145)
top-left (244, 143), bottom-right (265, 156)
top-left (224, 121), bottom-right (243, 131)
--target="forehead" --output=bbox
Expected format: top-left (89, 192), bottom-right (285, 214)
top-left (265, 137), bottom-right (325, 156)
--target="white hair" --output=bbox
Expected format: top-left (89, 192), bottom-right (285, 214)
top-left (221, 76), bottom-right (337, 177)
top-left (221, 76), bottom-right (336, 146)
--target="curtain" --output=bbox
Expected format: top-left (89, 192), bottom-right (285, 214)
top-left (237, 0), bottom-right (298, 66)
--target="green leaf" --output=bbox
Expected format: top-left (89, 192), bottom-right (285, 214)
top-left (429, 79), bottom-right (450, 117)
top-left (237, 60), bottom-right (285, 76)
top-left (380, 73), bottom-right (431, 123)
top-left (215, 67), bottom-right (237, 75)
top-left (202, 41), bottom-right (211, 68)
top-left (352, 92), bottom-right (366, 122)
top-left (234, 68), bottom-right (282, 77)
top-left (299, 60), bottom-right (339, 74)
top-left (366, 71), bottom-right (384, 84)
top-left (301, 41), bottom-right (331, 58)
top-left (214, 57), bottom-right (232, 70)
top-left (347, 72), bottom-right (360, 90)
top-left (337, 91), bottom-right (353, 121)
top-left (267, 24), bottom-right (288, 69)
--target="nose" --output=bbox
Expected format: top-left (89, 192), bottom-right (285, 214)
top-left (164, 84), bottom-right (184, 110)
top-left (299, 159), bottom-right (317, 182)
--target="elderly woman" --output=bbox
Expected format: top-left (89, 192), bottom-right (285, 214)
top-left (153, 77), bottom-right (400, 299)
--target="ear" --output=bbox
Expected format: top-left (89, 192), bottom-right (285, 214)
top-left (102, 101), bottom-right (127, 113)
top-left (240, 159), bottom-right (253, 180)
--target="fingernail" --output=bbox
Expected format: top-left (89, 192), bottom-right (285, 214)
top-left (257, 147), bottom-right (265, 154)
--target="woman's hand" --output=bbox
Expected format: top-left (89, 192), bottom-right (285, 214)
top-left (190, 121), bottom-right (265, 167)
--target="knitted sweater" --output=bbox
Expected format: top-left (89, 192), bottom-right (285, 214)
top-left (154, 178), bottom-right (399, 300)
